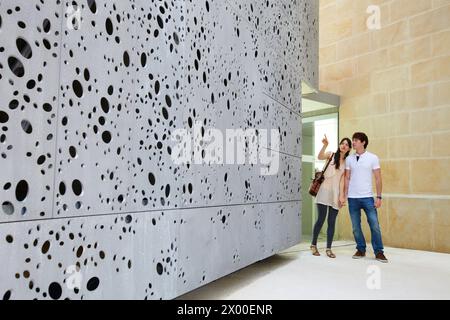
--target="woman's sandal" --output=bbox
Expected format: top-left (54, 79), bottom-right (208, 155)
top-left (310, 245), bottom-right (320, 256)
top-left (326, 249), bottom-right (336, 258)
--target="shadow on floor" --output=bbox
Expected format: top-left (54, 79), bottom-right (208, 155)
top-left (177, 254), bottom-right (298, 300)
top-left (177, 240), bottom-right (355, 299)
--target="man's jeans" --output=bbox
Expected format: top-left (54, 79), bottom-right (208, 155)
top-left (348, 197), bottom-right (384, 254)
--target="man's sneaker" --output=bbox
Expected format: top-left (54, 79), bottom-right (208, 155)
top-left (352, 250), bottom-right (366, 259)
top-left (376, 252), bottom-right (389, 263)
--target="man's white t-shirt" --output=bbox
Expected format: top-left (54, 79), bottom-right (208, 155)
top-left (345, 151), bottom-right (380, 198)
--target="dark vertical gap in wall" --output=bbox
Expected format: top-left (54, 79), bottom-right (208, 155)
top-left (50, 1), bottom-right (66, 220)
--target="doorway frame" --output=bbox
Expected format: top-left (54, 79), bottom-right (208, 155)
top-left (301, 86), bottom-right (341, 244)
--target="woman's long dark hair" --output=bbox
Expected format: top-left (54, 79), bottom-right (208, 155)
top-left (333, 138), bottom-right (352, 170)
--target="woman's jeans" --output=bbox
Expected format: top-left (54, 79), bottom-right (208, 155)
top-left (348, 197), bottom-right (384, 254)
top-left (312, 203), bottom-right (338, 249)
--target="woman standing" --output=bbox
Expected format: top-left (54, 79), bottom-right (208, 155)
top-left (310, 135), bottom-right (352, 258)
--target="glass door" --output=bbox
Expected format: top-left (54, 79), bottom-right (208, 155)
top-left (301, 88), bottom-right (340, 243)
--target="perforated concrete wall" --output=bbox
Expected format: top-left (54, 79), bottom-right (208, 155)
top-left (0, 0), bottom-right (318, 299)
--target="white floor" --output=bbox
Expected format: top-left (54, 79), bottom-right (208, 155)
top-left (178, 241), bottom-right (450, 300)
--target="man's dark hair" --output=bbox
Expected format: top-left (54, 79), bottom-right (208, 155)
top-left (352, 132), bottom-right (369, 149)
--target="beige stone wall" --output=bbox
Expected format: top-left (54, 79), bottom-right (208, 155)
top-left (319, 0), bottom-right (450, 253)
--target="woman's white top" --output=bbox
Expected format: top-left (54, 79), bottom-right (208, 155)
top-left (315, 154), bottom-right (345, 211)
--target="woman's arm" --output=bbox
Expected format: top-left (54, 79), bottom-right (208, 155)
top-left (317, 134), bottom-right (332, 160)
top-left (339, 170), bottom-right (349, 208)
top-left (339, 174), bottom-right (345, 197)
